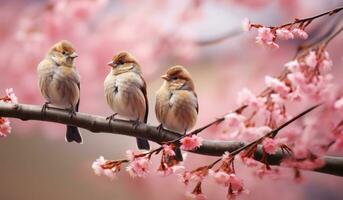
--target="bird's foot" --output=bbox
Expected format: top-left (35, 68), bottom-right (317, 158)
top-left (41, 102), bottom-right (51, 114)
top-left (67, 106), bottom-right (77, 119)
top-left (156, 123), bottom-right (164, 133)
top-left (106, 113), bottom-right (118, 128)
top-left (106, 113), bottom-right (118, 121)
top-left (132, 118), bottom-right (141, 130)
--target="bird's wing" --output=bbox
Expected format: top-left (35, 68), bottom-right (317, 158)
top-left (139, 74), bottom-right (149, 123)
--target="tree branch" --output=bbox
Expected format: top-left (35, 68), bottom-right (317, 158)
top-left (0, 102), bottom-right (342, 177)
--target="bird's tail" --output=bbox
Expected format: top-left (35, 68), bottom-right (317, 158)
top-left (136, 138), bottom-right (150, 150)
top-left (66, 125), bottom-right (82, 143)
top-left (175, 146), bottom-right (183, 161)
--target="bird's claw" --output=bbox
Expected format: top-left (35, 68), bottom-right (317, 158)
top-left (67, 107), bottom-right (77, 119)
top-left (132, 119), bottom-right (140, 130)
top-left (156, 124), bottom-right (164, 133)
top-left (106, 113), bottom-right (118, 128)
top-left (106, 113), bottom-right (118, 121)
top-left (41, 102), bottom-right (50, 114)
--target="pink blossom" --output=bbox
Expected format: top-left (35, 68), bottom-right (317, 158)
top-left (224, 113), bottom-right (246, 129)
top-left (287, 71), bottom-right (307, 87)
top-left (304, 51), bottom-right (317, 68)
top-left (0, 118), bottom-right (11, 138)
top-left (318, 59), bottom-right (333, 74)
top-left (270, 93), bottom-right (285, 108)
top-left (91, 156), bottom-right (120, 179)
top-left (228, 174), bottom-right (244, 193)
top-left (222, 151), bottom-right (231, 161)
top-left (256, 27), bottom-right (279, 48)
top-left (180, 135), bottom-right (203, 151)
top-left (242, 157), bottom-right (259, 167)
top-left (91, 156), bottom-right (107, 176)
top-left (163, 144), bottom-right (175, 156)
top-left (292, 28), bottom-right (308, 39)
top-left (285, 60), bottom-right (300, 72)
top-left (126, 157), bottom-right (150, 178)
top-left (292, 143), bottom-right (308, 159)
top-left (334, 136), bottom-right (343, 151)
top-left (242, 17), bottom-right (251, 32)
top-left (237, 88), bottom-right (266, 109)
top-left (334, 97), bottom-right (343, 110)
top-left (5, 88), bottom-right (18, 103)
top-left (243, 126), bottom-right (272, 138)
top-left (209, 170), bottom-right (230, 186)
top-left (103, 169), bottom-right (116, 180)
top-left (157, 164), bottom-right (184, 177)
top-left (262, 137), bottom-right (278, 154)
top-left (276, 28), bottom-right (294, 40)
top-left (265, 76), bottom-right (290, 97)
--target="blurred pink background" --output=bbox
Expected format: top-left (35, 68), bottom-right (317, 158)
top-left (1, 0), bottom-right (343, 199)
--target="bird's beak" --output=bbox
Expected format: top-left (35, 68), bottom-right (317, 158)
top-left (69, 52), bottom-right (78, 58)
top-left (107, 61), bottom-right (116, 67)
top-left (161, 74), bottom-right (169, 80)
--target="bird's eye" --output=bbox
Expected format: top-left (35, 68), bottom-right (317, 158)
top-left (171, 76), bottom-right (178, 80)
top-left (62, 51), bottom-right (67, 55)
top-left (117, 60), bottom-right (124, 65)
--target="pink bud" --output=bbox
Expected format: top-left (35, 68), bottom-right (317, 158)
top-left (276, 28), bottom-right (294, 40)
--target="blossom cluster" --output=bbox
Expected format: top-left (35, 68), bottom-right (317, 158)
top-left (215, 43), bottom-right (342, 191)
top-left (92, 135), bottom-right (203, 180)
top-left (243, 18), bottom-right (309, 48)
top-left (0, 88), bottom-right (18, 138)
top-left (181, 152), bottom-right (246, 199)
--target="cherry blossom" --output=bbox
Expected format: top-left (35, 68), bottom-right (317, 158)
top-left (157, 164), bottom-right (184, 177)
top-left (0, 118), bottom-right (12, 138)
top-left (180, 135), bottom-right (203, 150)
top-left (91, 156), bottom-right (119, 179)
top-left (162, 144), bottom-right (176, 156)
top-left (91, 156), bottom-right (107, 176)
top-left (241, 157), bottom-right (260, 167)
top-left (265, 76), bottom-right (290, 97)
top-left (255, 27), bottom-right (279, 48)
top-left (285, 60), bottom-right (300, 72)
top-left (5, 88), bottom-right (18, 103)
top-left (224, 113), bottom-right (246, 129)
top-left (304, 51), bottom-right (317, 68)
top-left (209, 170), bottom-right (230, 186)
top-left (334, 97), bottom-right (343, 110)
top-left (262, 137), bottom-right (278, 154)
top-left (291, 28), bottom-right (309, 39)
top-left (228, 174), bottom-right (245, 194)
top-left (236, 88), bottom-right (266, 109)
top-left (276, 28), bottom-right (294, 40)
top-left (222, 151), bottom-right (231, 161)
top-left (126, 157), bottom-right (150, 178)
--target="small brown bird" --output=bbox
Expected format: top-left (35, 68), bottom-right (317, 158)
top-left (104, 52), bottom-right (150, 150)
top-left (37, 40), bottom-right (82, 143)
top-left (155, 65), bottom-right (198, 161)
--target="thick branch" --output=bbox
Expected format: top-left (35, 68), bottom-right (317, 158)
top-left (0, 102), bottom-right (342, 177)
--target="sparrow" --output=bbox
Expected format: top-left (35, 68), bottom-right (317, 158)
top-left (37, 40), bottom-right (82, 143)
top-left (104, 52), bottom-right (150, 150)
top-left (155, 65), bottom-right (198, 161)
